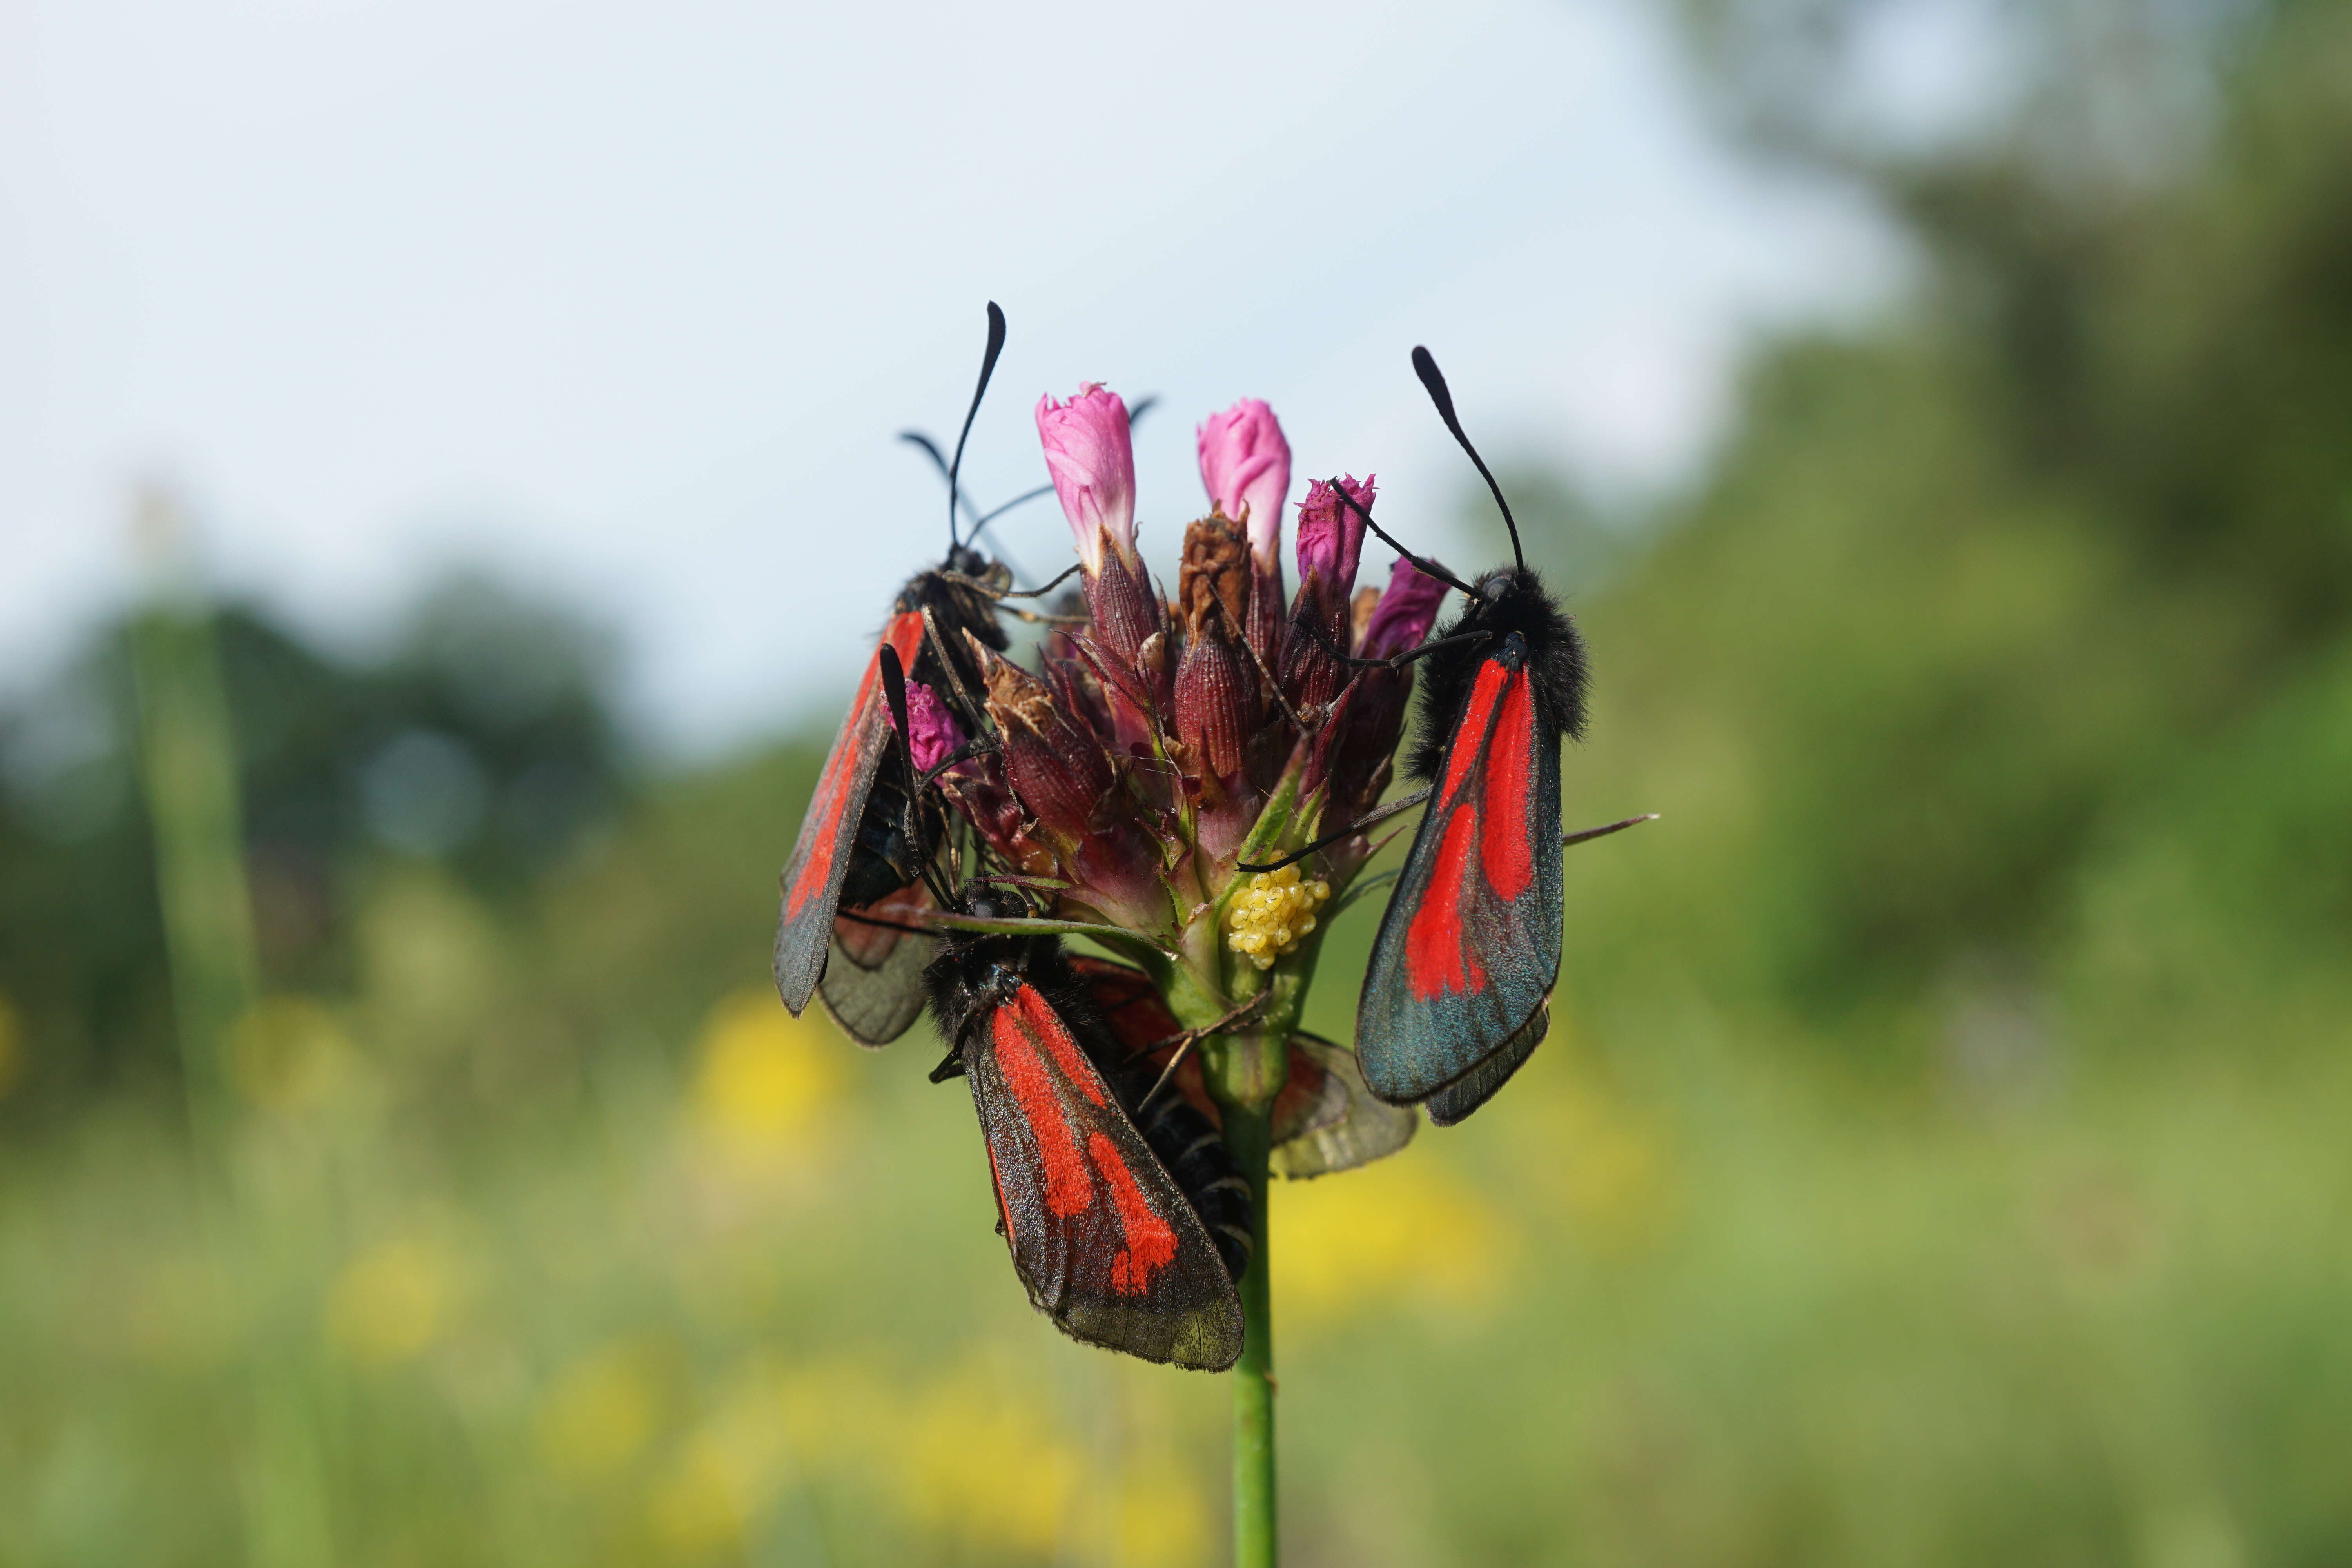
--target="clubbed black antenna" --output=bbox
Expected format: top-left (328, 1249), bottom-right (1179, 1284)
top-left (947, 302), bottom-right (1009, 552)
top-left (1324, 480), bottom-right (1486, 604)
top-left (1412, 345), bottom-right (1523, 574)
top-left (899, 430), bottom-right (982, 526)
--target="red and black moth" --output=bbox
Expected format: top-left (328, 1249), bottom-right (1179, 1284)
top-left (924, 916), bottom-right (1250, 1370)
top-left (1350, 348), bottom-right (1595, 1123)
top-left (773, 305), bottom-right (1024, 1042)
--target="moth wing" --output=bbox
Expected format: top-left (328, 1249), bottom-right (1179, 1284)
top-left (1068, 956), bottom-right (1178, 1052)
top-left (815, 882), bottom-right (937, 1047)
top-left (773, 613), bottom-right (928, 1015)
top-left (966, 984), bottom-right (1245, 1371)
top-left (1357, 655), bottom-right (1563, 1109)
top-left (1420, 999), bottom-right (1549, 1127)
top-left (1271, 1033), bottom-right (1419, 1178)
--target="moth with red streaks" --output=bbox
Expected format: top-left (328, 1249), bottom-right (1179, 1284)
top-left (924, 909), bottom-right (1250, 1370)
top-left (1349, 348), bottom-right (1594, 1124)
top-left (773, 304), bottom-right (1025, 1041)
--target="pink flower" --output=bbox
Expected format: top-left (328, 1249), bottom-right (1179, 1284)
top-left (1294, 474), bottom-right (1375, 598)
top-left (894, 679), bottom-right (965, 776)
top-left (1197, 399), bottom-right (1291, 570)
top-left (1037, 384), bottom-right (1137, 575)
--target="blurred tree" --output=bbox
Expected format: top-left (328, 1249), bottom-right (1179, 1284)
top-left (1524, 0), bottom-right (2352, 1038)
top-left (0, 574), bottom-right (631, 1108)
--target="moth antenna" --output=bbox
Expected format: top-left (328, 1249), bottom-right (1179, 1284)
top-left (947, 301), bottom-right (1009, 553)
top-left (1236, 786), bottom-right (1433, 874)
top-left (1412, 345), bottom-right (1523, 575)
top-left (899, 430), bottom-right (983, 529)
top-left (1562, 812), bottom-right (1659, 849)
top-left (1325, 481), bottom-right (1485, 603)
top-left (970, 481), bottom-right (1054, 529)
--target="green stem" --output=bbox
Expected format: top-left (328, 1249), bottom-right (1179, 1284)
top-left (1232, 1103), bottom-right (1278, 1568)
top-left (1209, 1067), bottom-right (1279, 1568)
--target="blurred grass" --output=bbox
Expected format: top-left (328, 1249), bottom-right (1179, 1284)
top-left (8, 2), bottom-right (2352, 1563)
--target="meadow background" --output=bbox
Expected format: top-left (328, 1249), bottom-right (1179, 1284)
top-left (6, 1), bottom-right (2352, 1564)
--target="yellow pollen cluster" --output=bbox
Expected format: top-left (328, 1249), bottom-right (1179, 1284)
top-left (1224, 864), bottom-right (1332, 971)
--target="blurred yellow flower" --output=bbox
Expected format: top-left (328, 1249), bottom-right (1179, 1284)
top-left (690, 987), bottom-right (842, 1153)
top-left (776, 1357), bottom-right (893, 1459)
top-left (0, 989), bottom-right (22, 1101)
top-left (774, 1355), bottom-right (1093, 1559)
top-left (1277, 1152), bottom-right (1511, 1328)
top-left (646, 1355), bottom-right (808, 1556)
top-left (893, 1370), bottom-right (1082, 1555)
top-left (646, 1425), bottom-right (769, 1557)
top-left (535, 1339), bottom-right (667, 1479)
top-left (1503, 1030), bottom-right (1676, 1254)
top-left (229, 995), bottom-right (355, 1111)
top-left (1088, 1455), bottom-right (1211, 1568)
top-left (327, 1236), bottom-right (460, 1367)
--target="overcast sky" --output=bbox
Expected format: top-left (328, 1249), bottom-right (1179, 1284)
top-left (1, 0), bottom-right (1908, 753)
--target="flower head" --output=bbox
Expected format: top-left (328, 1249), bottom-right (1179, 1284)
top-left (905, 381), bottom-right (1437, 1086)
top-left (1037, 384), bottom-right (1137, 575)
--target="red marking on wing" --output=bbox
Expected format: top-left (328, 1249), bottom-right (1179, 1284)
top-left (1481, 671), bottom-right (1536, 902)
top-left (783, 613), bottom-right (927, 918)
top-left (1089, 1131), bottom-right (1179, 1295)
top-left (785, 733), bottom-right (862, 918)
top-left (1438, 660), bottom-right (1510, 808)
top-left (991, 1008), bottom-right (1094, 1217)
top-left (1405, 806), bottom-right (1489, 1000)
top-left (1018, 985), bottom-right (1106, 1107)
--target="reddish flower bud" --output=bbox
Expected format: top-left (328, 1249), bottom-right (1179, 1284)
top-left (1175, 604), bottom-right (1255, 785)
top-left (983, 653), bottom-right (1115, 846)
top-left (1360, 557), bottom-right (1450, 660)
top-left (1294, 474), bottom-right (1374, 600)
top-left (1082, 539), bottom-right (1166, 679)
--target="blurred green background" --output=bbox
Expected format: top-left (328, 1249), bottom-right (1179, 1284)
top-left (7, 2), bottom-right (2352, 1564)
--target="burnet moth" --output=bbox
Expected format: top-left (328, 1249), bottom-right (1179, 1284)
top-left (922, 908), bottom-right (1252, 1370)
top-left (775, 302), bottom-right (1049, 1042)
top-left (1347, 347), bottom-right (1617, 1124)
